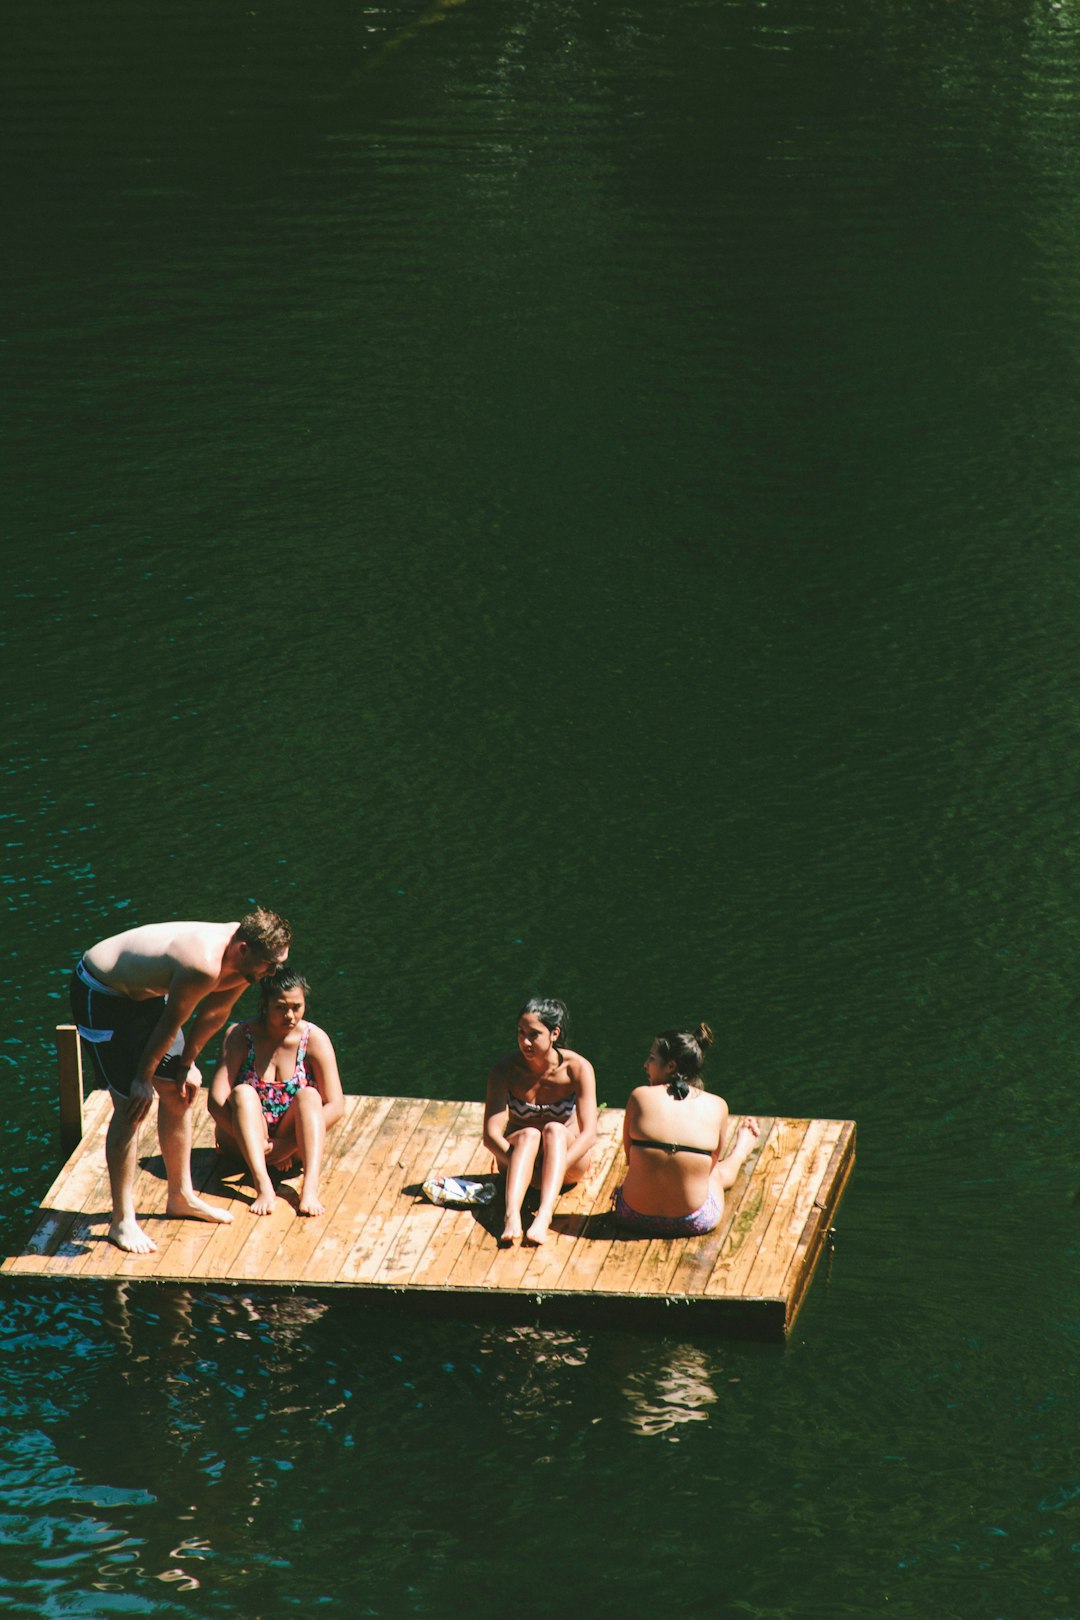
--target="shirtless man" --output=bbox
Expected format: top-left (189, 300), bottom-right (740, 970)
top-left (68, 909), bottom-right (292, 1254)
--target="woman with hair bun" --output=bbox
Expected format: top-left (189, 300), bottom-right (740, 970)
top-left (614, 1023), bottom-right (760, 1237)
top-left (483, 997), bottom-right (597, 1247)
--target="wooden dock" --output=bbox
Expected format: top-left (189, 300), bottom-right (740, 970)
top-left (2, 1033), bottom-right (854, 1336)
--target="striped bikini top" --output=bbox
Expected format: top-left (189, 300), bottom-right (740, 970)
top-left (506, 1089), bottom-right (577, 1129)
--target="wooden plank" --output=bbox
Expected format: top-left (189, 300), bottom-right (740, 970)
top-left (747, 1119), bottom-right (846, 1299)
top-left (338, 1098), bottom-right (464, 1284)
top-left (378, 1107), bottom-right (499, 1286)
top-left (261, 1095), bottom-right (396, 1281)
top-left (544, 1123), bottom-right (632, 1294)
top-left (219, 1095), bottom-right (391, 1284)
top-left (702, 1121), bottom-right (809, 1296)
top-left (663, 1115), bottom-right (776, 1298)
top-left (781, 1121), bottom-right (856, 1329)
top-left (56, 1026), bottom-right (84, 1159)
top-left (704, 1119), bottom-right (815, 1297)
top-left (34, 1101), bottom-right (122, 1274)
top-left (2, 1092), bottom-right (113, 1273)
top-left (403, 1116), bottom-right (503, 1288)
top-left (297, 1097), bottom-right (431, 1286)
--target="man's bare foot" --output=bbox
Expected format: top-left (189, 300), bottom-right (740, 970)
top-left (298, 1190), bottom-right (325, 1217)
top-left (165, 1193), bottom-right (235, 1225)
top-left (524, 1214), bottom-right (550, 1246)
top-left (249, 1187), bottom-right (277, 1217)
top-left (107, 1217), bottom-right (157, 1255)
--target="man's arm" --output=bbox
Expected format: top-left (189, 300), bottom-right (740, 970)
top-left (134, 972), bottom-right (217, 1088)
top-left (124, 971), bottom-right (218, 1122)
top-left (180, 984), bottom-right (252, 1070)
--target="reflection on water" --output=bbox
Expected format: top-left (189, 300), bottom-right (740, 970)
top-left (620, 1343), bottom-right (722, 1440)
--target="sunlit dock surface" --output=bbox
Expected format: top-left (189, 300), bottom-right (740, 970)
top-left (3, 1088), bottom-right (854, 1337)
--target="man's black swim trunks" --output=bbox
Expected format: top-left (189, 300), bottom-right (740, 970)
top-left (69, 957), bottom-right (186, 1098)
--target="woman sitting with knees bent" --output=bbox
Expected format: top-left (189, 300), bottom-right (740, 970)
top-left (483, 997), bottom-right (597, 1247)
top-left (210, 968), bottom-right (344, 1217)
top-left (615, 1023), bottom-right (760, 1237)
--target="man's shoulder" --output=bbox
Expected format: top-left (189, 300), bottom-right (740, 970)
top-left (167, 922), bottom-right (237, 977)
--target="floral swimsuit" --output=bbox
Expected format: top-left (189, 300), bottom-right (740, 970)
top-left (237, 1021), bottom-right (312, 1134)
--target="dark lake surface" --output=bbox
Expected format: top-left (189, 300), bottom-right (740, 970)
top-left (3, 0), bottom-right (1078, 1614)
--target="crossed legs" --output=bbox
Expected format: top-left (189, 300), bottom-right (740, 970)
top-left (216, 1084), bottom-right (330, 1217)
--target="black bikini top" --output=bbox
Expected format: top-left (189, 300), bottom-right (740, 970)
top-left (629, 1136), bottom-right (713, 1158)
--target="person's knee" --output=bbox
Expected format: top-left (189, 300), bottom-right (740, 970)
top-left (296, 1086), bottom-right (322, 1117)
top-left (541, 1121), bottom-right (567, 1145)
top-left (156, 1083), bottom-right (190, 1118)
top-left (512, 1127), bottom-right (541, 1150)
top-left (230, 1086), bottom-right (260, 1119)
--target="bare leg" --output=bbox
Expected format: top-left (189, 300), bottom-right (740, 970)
top-left (501, 1128), bottom-right (541, 1244)
top-left (525, 1121), bottom-right (569, 1245)
top-left (157, 1083), bottom-right (234, 1225)
top-left (226, 1086), bottom-right (277, 1215)
top-left (105, 1094), bottom-right (156, 1254)
top-left (711, 1116), bottom-right (761, 1196)
top-left (292, 1088), bottom-right (327, 1216)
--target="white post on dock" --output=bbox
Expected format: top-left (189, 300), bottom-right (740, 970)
top-left (56, 1024), bottom-right (84, 1158)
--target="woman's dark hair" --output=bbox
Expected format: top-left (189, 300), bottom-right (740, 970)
top-left (519, 997), bottom-right (569, 1045)
top-left (654, 1023), bottom-right (713, 1098)
top-left (260, 966), bottom-right (310, 1012)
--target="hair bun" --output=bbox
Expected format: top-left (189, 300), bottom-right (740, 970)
top-left (695, 1023), bottom-right (714, 1051)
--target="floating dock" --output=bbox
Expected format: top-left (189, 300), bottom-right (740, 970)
top-left (2, 1031), bottom-right (855, 1336)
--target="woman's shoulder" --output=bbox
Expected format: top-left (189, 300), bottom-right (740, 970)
top-left (561, 1048), bottom-right (594, 1080)
top-left (302, 1021), bottom-right (334, 1050)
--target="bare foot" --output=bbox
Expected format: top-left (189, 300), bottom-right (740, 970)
top-left (525, 1214), bottom-right (550, 1246)
top-left (108, 1217), bottom-right (157, 1255)
top-left (298, 1189), bottom-right (325, 1217)
top-left (249, 1187), bottom-right (277, 1217)
top-left (165, 1193), bottom-right (235, 1225)
top-left (499, 1220), bottom-right (522, 1248)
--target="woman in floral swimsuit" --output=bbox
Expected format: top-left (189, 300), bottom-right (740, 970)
top-left (483, 997), bottom-right (597, 1248)
top-left (209, 968), bottom-right (344, 1217)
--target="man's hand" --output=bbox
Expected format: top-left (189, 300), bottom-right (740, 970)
top-left (179, 1064), bottom-right (202, 1106)
top-left (126, 1076), bottom-right (156, 1125)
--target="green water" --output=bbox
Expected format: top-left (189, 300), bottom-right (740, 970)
top-left (3, 0), bottom-right (1078, 1614)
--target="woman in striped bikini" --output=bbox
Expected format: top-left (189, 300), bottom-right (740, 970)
top-left (614, 1023), bottom-right (760, 1237)
top-left (483, 998), bottom-right (597, 1248)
